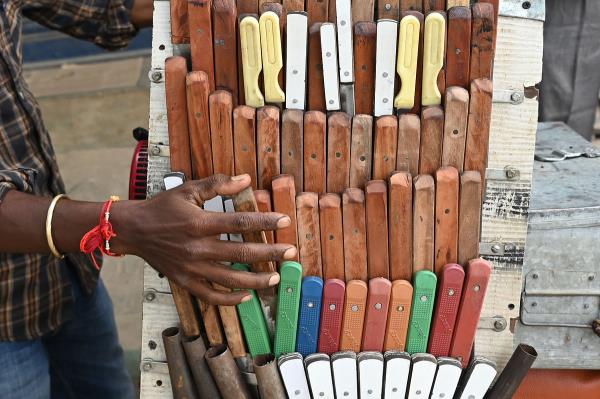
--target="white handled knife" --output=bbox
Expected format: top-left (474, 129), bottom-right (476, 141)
top-left (204, 194), bottom-right (227, 241)
top-left (278, 352), bottom-right (311, 399)
top-left (374, 19), bottom-right (398, 116)
top-left (163, 171), bottom-right (185, 190)
top-left (430, 357), bottom-right (462, 399)
top-left (320, 23), bottom-right (341, 111)
top-left (331, 351), bottom-right (358, 399)
top-left (336, 0), bottom-right (355, 115)
top-left (407, 353), bottom-right (437, 399)
top-left (305, 353), bottom-right (335, 399)
top-left (223, 198), bottom-right (243, 242)
top-left (383, 351), bottom-right (411, 399)
top-left (358, 352), bottom-right (384, 398)
top-left (456, 357), bottom-right (497, 399)
top-left (286, 12), bottom-right (308, 110)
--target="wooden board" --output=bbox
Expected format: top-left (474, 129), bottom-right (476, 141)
top-left (319, 193), bottom-right (345, 280)
top-left (170, 0), bottom-right (189, 43)
top-left (469, 3), bottom-right (495, 82)
top-left (400, 0), bottom-right (421, 12)
top-left (281, 109), bottom-right (304, 191)
top-left (464, 78), bottom-right (493, 184)
top-left (296, 192), bottom-right (323, 277)
top-left (303, 111), bottom-right (327, 193)
top-left (378, 0), bottom-right (400, 20)
top-left (373, 115), bottom-right (398, 181)
top-left (389, 172), bottom-right (413, 281)
top-left (413, 174), bottom-right (434, 272)
top-left (233, 105), bottom-right (258, 188)
top-left (306, 0), bottom-right (329, 25)
top-left (327, 112), bottom-right (352, 193)
top-left (434, 166), bottom-right (459, 274)
top-left (446, 6), bottom-right (471, 89)
top-left (423, 0), bottom-right (444, 13)
top-left (349, 114), bottom-right (373, 189)
top-left (365, 180), bottom-right (389, 279)
top-left (352, 0), bottom-right (374, 22)
top-left (256, 106), bottom-right (281, 189)
top-left (342, 188), bottom-right (368, 281)
top-left (188, 0), bottom-right (215, 90)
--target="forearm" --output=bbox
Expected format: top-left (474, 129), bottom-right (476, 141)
top-left (131, 0), bottom-right (154, 29)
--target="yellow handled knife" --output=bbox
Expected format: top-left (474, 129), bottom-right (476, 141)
top-left (421, 12), bottom-right (445, 106)
top-left (394, 15), bottom-right (420, 110)
top-left (240, 16), bottom-right (265, 107)
top-left (259, 11), bottom-right (285, 103)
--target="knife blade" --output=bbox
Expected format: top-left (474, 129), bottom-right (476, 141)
top-left (305, 353), bottom-right (335, 398)
top-left (256, 106), bottom-right (281, 189)
top-left (320, 23), bottom-right (341, 110)
top-left (326, 112), bottom-right (351, 193)
top-left (186, 71), bottom-right (213, 179)
top-left (430, 357), bottom-right (463, 399)
top-left (365, 180), bottom-right (390, 279)
top-left (286, 12), bottom-right (309, 110)
top-left (349, 114), bottom-right (373, 188)
top-left (412, 175), bottom-right (435, 272)
top-left (458, 171), bottom-right (482, 265)
top-left (296, 192), bottom-right (323, 278)
top-left (296, 277), bottom-right (324, 356)
top-left (389, 172), bottom-right (413, 281)
top-left (396, 113), bottom-right (420, 176)
top-left (213, 0), bottom-right (239, 105)
top-left (441, 86), bottom-right (469, 171)
top-left (319, 193), bottom-right (345, 280)
top-left (419, 105), bottom-right (444, 175)
top-left (361, 278), bottom-right (392, 352)
top-left (394, 14), bottom-right (420, 111)
top-left (406, 270), bottom-right (437, 353)
top-left (383, 351), bottom-right (411, 399)
top-left (434, 166), bottom-right (459, 273)
top-left (456, 357), bottom-right (497, 399)
top-left (406, 353), bottom-right (437, 399)
top-left (272, 174), bottom-right (299, 258)
top-left (342, 188), bottom-right (367, 282)
top-left (188, 0), bottom-right (215, 89)
top-left (336, 0), bottom-right (355, 115)
top-left (239, 15), bottom-right (265, 107)
top-left (209, 90), bottom-right (235, 176)
top-left (383, 280), bottom-right (413, 351)
top-left (421, 12), bottom-right (445, 106)
top-left (373, 115), bottom-right (398, 180)
top-left (446, 6), bottom-right (471, 89)
top-left (274, 261), bottom-right (303, 357)
top-left (259, 11), bottom-right (285, 103)
top-left (374, 19), bottom-right (398, 116)
top-left (303, 110), bottom-right (327, 193)
top-left (331, 351), bottom-right (358, 399)
top-left (278, 353), bottom-right (311, 399)
top-left (358, 352), bottom-right (384, 398)
top-left (340, 280), bottom-right (368, 352)
top-left (307, 23), bottom-right (326, 111)
top-left (353, 22), bottom-right (376, 115)
top-left (318, 279), bottom-right (345, 354)
top-left (281, 109), bottom-right (304, 190)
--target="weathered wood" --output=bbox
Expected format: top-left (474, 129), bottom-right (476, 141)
top-left (296, 192), bottom-right (323, 277)
top-left (419, 105), bottom-right (444, 175)
top-left (306, 0), bottom-right (329, 25)
top-left (352, 0), bottom-right (374, 22)
top-left (413, 174), bottom-right (434, 272)
top-left (373, 115), bottom-right (398, 181)
top-left (319, 193), bottom-right (345, 280)
top-left (233, 106), bottom-right (258, 188)
top-left (378, 0), bottom-right (400, 20)
top-left (327, 112), bottom-right (352, 193)
top-left (434, 166), bottom-right (459, 274)
top-left (478, 0), bottom-right (499, 52)
top-left (400, 0), bottom-right (421, 11)
top-left (353, 22), bottom-right (377, 115)
top-left (188, 0), bottom-right (215, 90)
top-left (389, 172), bottom-right (413, 281)
top-left (186, 71), bottom-right (213, 179)
top-left (469, 3), bottom-right (495, 82)
top-left (446, 6), bottom-right (471, 89)
top-left (402, 11), bottom-right (424, 114)
top-left (365, 180), bottom-right (390, 279)
top-left (423, 0), bottom-right (444, 13)
top-left (349, 114), bottom-right (373, 189)
top-left (442, 86), bottom-right (469, 171)
top-left (209, 90), bottom-right (235, 175)
top-left (307, 23), bottom-right (326, 112)
top-left (446, 0), bottom-right (469, 9)
top-left (254, 189), bottom-right (275, 245)
top-left (213, 284), bottom-right (247, 358)
top-left (283, 0), bottom-right (304, 13)
top-left (464, 78), bottom-right (492, 185)
top-left (457, 171), bottom-right (481, 266)
top-left (165, 57), bottom-right (192, 179)
top-left (342, 188), bottom-right (368, 281)
top-left (328, 0), bottom-right (336, 22)
top-left (238, 0), bottom-right (259, 14)
top-left (256, 106), bottom-right (281, 189)
top-left (303, 111), bottom-right (327, 193)
top-left (396, 113), bottom-right (420, 176)
top-left (198, 299), bottom-right (225, 346)
top-left (281, 109), bottom-right (304, 191)
top-left (213, 0), bottom-right (239, 105)
top-left (170, 0), bottom-right (189, 43)
top-left (271, 175), bottom-right (299, 257)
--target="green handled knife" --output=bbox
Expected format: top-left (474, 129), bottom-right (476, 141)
top-left (406, 270), bottom-right (438, 354)
top-left (232, 263), bottom-right (272, 356)
top-left (274, 261), bottom-right (303, 357)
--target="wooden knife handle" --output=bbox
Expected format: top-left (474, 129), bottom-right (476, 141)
top-left (434, 166), bottom-right (459, 274)
top-left (352, 0), bottom-right (374, 22)
top-left (442, 87), bottom-right (469, 171)
top-left (209, 90), bottom-right (235, 176)
top-left (423, 0), bottom-right (444, 12)
top-left (342, 188), bottom-right (368, 282)
top-left (213, 0), bottom-right (239, 105)
top-left (281, 109), bottom-right (304, 191)
top-left (469, 3), bottom-right (495, 82)
top-left (400, 0), bottom-right (421, 12)
top-left (296, 192), bottom-right (323, 277)
top-left (256, 106), bottom-right (281, 190)
top-left (446, 6), bottom-right (471, 89)
top-left (396, 113), bottom-right (421, 176)
top-left (165, 57), bottom-right (192, 179)
top-left (307, 23), bottom-right (326, 112)
top-left (340, 279), bottom-right (368, 352)
top-left (353, 22), bottom-right (377, 116)
top-left (378, 0), bottom-right (400, 20)
top-left (389, 172), bottom-right (413, 281)
top-left (306, 0), bottom-right (329, 25)
top-left (402, 11), bottom-right (424, 114)
top-left (319, 193), bottom-right (345, 281)
top-left (197, 297), bottom-right (225, 345)
top-left (419, 105), bottom-right (444, 175)
top-left (283, 0), bottom-right (304, 14)
top-left (383, 279), bottom-right (413, 351)
top-left (303, 110), bottom-right (327, 193)
top-left (327, 112), bottom-right (352, 193)
top-left (238, 0), bottom-right (259, 14)
top-left (186, 71), bottom-right (213, 179)
top-left (188, 0), bottom-right (215, 90)
top-left (479, 0), bottom-right (499, 52)
top-left (213, 283), bottom-right (247, 357)
top-left (458, 171), bottom-right (482, 266)
top-left (365, 180), bottom-right (390, 279)
top-left (361, 277), bottom-right (392, 352)
top-left (254, 189), bottom-right (275, 245)
top-left (446, 0), bottom-right (469, 8)
top-left (373, 116), bottom-right (398, 181)
top-left (170, 0), bottom-right (189, 44)
top-left (464, 78), bottom-right (493, 184)
top-left (413, 174), bottom-right (435, 272)
top-left (349, 114), bottom-right (373, 189)
top-left (272, 175), bottom-right (299, 255)
top-left (233, 105), bottom-right (258, 188)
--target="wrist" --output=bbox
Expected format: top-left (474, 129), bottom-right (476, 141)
top-left (110, 200), bottom-right (144, 256)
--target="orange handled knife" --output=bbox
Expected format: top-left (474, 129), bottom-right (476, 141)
top-left (373, 115), bottom-right (398, 181)
top-left (256, 106), bottom-right (281, 190)
top-left (326, 112), bottom-right (352, 193)
top-left (383, 279), bottom-right (413, 351)
top-left (389, 172), bottom-right (413, 281)
top-left (349, 114), bottom-right (373, 189)
top-left (303, 111), bottom-right (327, 193)
top-left (233, 105), bottom-right (258, 188)
top-left (281, 109), bottom-right (304, 191)
top-left (340, 279), bottom-right (368, 352)
top-left (413, 174), bottom-right (435, 272)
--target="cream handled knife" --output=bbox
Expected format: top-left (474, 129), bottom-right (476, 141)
top-left (259, 11), bottom-right (285, 103)
top-left (374, 19), bottom-right (398, 116)
top-left (407, 353), bottom-right (437, 399)
top-left (422, 12), bottom-right (445, 106)
top-left (383, 351), bottom-right (411, 399)
top-left (278, 353), bottom-right (311, 399)
top-left (331, 351), bottom-right (358, 399)
top-left (320, 23), bottom-right (341, 111)
top-left (305, 353), bottom-right (335, 399)
top-left (394, 15), bottom-right (420, 110)
top-left (286, 12), bottom-right (308, 110)
top-left (336, 0), bottom-right (355, 115)
top-left (358, 352), bottom-right (384, 398)
top-left (240, 16), bottom-right (265, 107)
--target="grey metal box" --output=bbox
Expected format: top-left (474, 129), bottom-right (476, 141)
top-left (516, 122), bottom-right (600, 369)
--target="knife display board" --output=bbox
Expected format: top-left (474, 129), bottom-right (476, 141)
top-left (141, 1), bottom-right (544, 397)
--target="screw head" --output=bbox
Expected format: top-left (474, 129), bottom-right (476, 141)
top-left (505, 168), bottom-right (519, 179)
top-left (375, 303), bottom-right (382, 310)
top-left (494, 319), bottom-right (507, 331)
top-left (589, 275), bottom-right (595, 281)
top-left (420, 295), bottom-right (428, 302)
top-left (448, 289), bottom-right (455, 296)
top-left (351, 305), bottom-right (359, 312)
top-left (473, 285), bottom-right (481, 292)
top-left (532, 273), bottom-right (539, 279)
top-left (143, 362), bottom-right (152, 371)
top-left (308, 302), bottom-right (314, 308)
top-left (397, 305), bottom-right (404, 312)
top-left (510, 92), bottom-right (523, 103)
top-left (531, 301), bottom-right (537, 307)
top-left (491, 244), bottom-right (501, 254)
top-left (151, 146), bottom-right (161, 156)
top-left (145, 292), bottom-right (156, 302)
top-left (329, 304), bottom-right (336, 311)
top-left (151, 71), bottom-right (162, 83)
top-left (385, 3), bottom-right (392, 10)
top-left (286, 287), bottom-right (293, 293)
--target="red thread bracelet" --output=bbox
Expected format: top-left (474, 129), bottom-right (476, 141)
top-left (80, 196), bottom-right (123, 270)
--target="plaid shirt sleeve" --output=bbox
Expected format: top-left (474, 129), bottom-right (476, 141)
top-left (22, 0), bottom-right (138, 50)
top-left (0, 168), bottom-right (38, 202)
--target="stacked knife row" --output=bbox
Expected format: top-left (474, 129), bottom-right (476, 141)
top-left (169, 0), bottom-right (496, 119)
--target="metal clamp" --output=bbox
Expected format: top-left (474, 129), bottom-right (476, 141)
top-left (479, 242), bottom-right (524, 257)
top-left (149, 143), bottom-right (170, 157)
top-left (499, 0), bottom-right (545, 22)
top-left (493, 89), bottom-right (525, 105)
top-left (486, 166), bottom-right (521, 181)
top-left (478, 316), bottom-right (508, 332)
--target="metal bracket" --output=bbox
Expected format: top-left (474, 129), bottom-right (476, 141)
top-left (485, 166), bottom-right (521, 181)
top-left (148, 143), bottom-right (170, 157)
top-left (478, 316), bottom-right (508, 332)
top-left (492, 89), bottom-right (524, 105)
top-left (499, 0), bottom-right (545, 22)
top-left (479, 242), bottom-right (524, 257)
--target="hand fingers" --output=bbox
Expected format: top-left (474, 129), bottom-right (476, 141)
top-left (203, 241), bottom-right (297, 263)
top-left (200, 211), bottom-right (291, 235)
top-left (185, 174), bottom-right (251, 204)
top-left (200, 261), bottom-right (280, 290)
top-left (193, 280), bottom-right (252, 305)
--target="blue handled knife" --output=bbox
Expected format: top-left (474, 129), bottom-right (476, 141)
top-left (296, 276), bottom-right (324, 356)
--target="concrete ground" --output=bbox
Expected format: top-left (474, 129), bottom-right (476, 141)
top-left (25, 57), bottom-right (151, 391)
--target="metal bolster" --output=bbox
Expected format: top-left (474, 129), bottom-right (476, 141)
top-left (499, 0), bottom-right (545, 22)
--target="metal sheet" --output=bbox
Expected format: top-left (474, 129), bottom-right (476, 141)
top-left (499, 0), bottom-right (545, 22)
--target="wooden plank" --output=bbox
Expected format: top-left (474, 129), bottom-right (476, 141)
top-left (352, 0), bottom-right (375, 22)
top-left (349, 114), bottom-right (373, 189)
top-left (469, 3), bottom-right (495, 82)
top-left (188, 0), bottom-right (215, 90)
top-left (186, 71), bottom-right (213, 179)
top-left (254, 189), bottom-right (275, 245)
top-left (170, 0), bottom-right (189, 43)
top-left (378, 0), bottom-right (400, 20)
top-left (464, 78), bottom-right (492, 185)
top-left (446, 6), bottom-right (471, 89)
top-left (307, 23), bottom-right (326, 112)
top-left (306, 0), bottom-right (329, 25)
top-left (271, 175), bottom-right (299, 256)
top-left (303, 111), bottom-right (327, 193)
top-left (396, 113), bottom-right (420, 176)
top-left (373, 115), bottom-right (398, 181)
top-left (353, 22), bottom-right (377, 115)
top-left (400, 0), bottom-right (421, 12)
top-left (441, 86), bottom-right (469, 171)
top-left (434, 166), bottom-right (459, 274)
top-left (296, 192), bottom-right (323, 277)
top-left (327, 112), bottom-right (352, 193)
top-left (402, 11), bottom-right (424, 114)
top-left (457, 171), bottom-right (481, 266)
top-left (418, 105), bottom-right (444, 175)
top-left (256, 106), bottom-right (281, 189)
top-left (365, 180), bottom-right (390, 279)
top-left (413, 174), bottom-right (434, 272)
top-left (319, 193), bottom-right (345, 280)
top-left (389, 172), bottom-right (413, 281)
top-left (213, 0), bottom-right (239, 105)
top-left (342, 188), bottom-right (368, 281)
top-left (281, 109), bottom-right (304, 191)
top-left (423, 0), bottom-right (444, 13)
top-left (233, 105), bottom-right (258, 188)
top-left (209, 90), bottom-right (235, 175)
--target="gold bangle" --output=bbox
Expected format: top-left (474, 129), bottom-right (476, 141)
top-left (46, 194), bottom-right (68, 259)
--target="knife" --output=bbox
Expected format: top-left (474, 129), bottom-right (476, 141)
top-left (400, 1), bottom-right (421, 11)
top-left (456, 357), bottom-right (497, 399)
top-left (383, 351), bottom-right (411, 399)
top-left (470, 3), bottom-right (495, 82)
top-left (361, 278), bottom-right (392, 352)
top-left (340, 280), bottom-right (368, 352)
top-left (383, 280), bottom-right (413, 351)
top-left (259, 11), bottom-right (285, 103)
top-left (449, 258), bottom-right (492, 367)
top-left (464, 78), bottom-right (492, 188)
top-left (374, 19), bottom-right (398, 116)
top-left (319, 193), bottom-right (345, 280)
top-left (285, 12), bottom-right (309, 110)
top-left (278, 352), bottom-right (311, 399)
top-left (353, 22), bottom-right (376, 115)
top-left (319, 23), bottom-right (341, 110)
top-left (318, 279), bottom-right (345, 354)
top-left (351, 0), bottom-right (374, 22)
top-left (274, 261), bottom-right (303, 357)
top-left (446, 6), bottom-right (471, 89)
top-left (232, 263), bottom-right (272, 357)
top-left (441, 86), bottom-right (469, 171)
top-left (305, 353), bottom-right (335, 399)
top-left (188, 0), bottom-right (215, 90)
top-left (365, 180), bottom-right (390, 279)
top-left (389, 172), bottom-right (413, 281)
top-left (379, 0), bottom-right (400, 20)
top-left (396, 113), bottom-right (420, 176)
top-left (326, 112), bottom-right (352, 193)
top-left (296, 276), bottom-right (324, 356)
top-left (209, 91), bottom-right (235, 176)
top-left (447, 0), bottom-right (469, 8)
top-left (430, 357), bottom-right (463, 399)
top-left (256, 106), bottom-right (281, 189)
top-left (434, 166), bottom-right (459, 273)
top-left (394, 14), bottom-right (420, 111)
top-left (349, 114), bottom-right (373, 189)
top-left (253, 189), bottom-right (275, 244)
top-left (296, 192), bottom-right (323, 277)
top-left (406, 270), bottom-right (437, 353)
top-left (303, 111), bottom-right (327, 193)
top-left (358, 352), bottom-right (384, 398)
top-left (306, 0), bottom-right (329, 25)
top-left (335, 0), bottom-right (355, 115)
top-left (412, 175), bottom-right (435, 273)
top-left (421, 12), bottom-right (445, 106)
top-left (428, 263), bottom-right (465, 357)
top-left (423, 0), bottom-right (445, 12)
top-left (342, 188), bottom-right (367, 282)
top-left (307, 23), bottom-right (326, 111)
top-left (224, 198), bottom-right (243, 243)
top-left (331, 351), bottom-right (358, 399)
top-left (402, 10), bottom-right (424, 114)
top-left (213, 0), bottom-right (239, 105)
top-left (272, 174), bottom-right (299, 258)
top-left (239, 15), bottom-right (265, 107)
top-left (419, 105), bottom-right (444, 175)
top-left (186, 71), bottom-right (213, 180)
top-left (373, 115), bottom-right (398, 180)
top-left (406, 353), bottom-right (437, 399)
top-left (281, 109), bottom-right (304, 190)
top-left (170, 0), bottom-right (189, 44)
top-left (458, 171), bottom-right (482, 265)
top-left (232, 106), bottom-right (258, 188)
